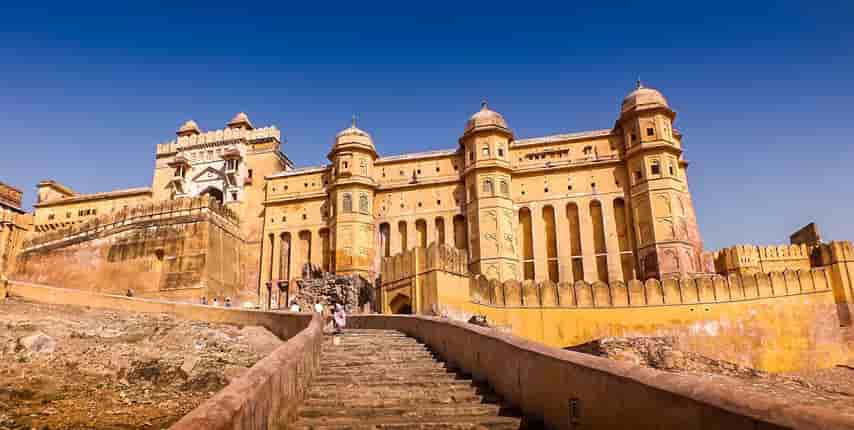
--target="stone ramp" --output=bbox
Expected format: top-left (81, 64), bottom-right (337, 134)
top-left (289, 329), bottom-right (530, 430)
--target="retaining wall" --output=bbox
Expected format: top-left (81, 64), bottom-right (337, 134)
top-left (5, 281), bottom-right (323, 429)
top-left (349, 315), bottom-right (854, 430)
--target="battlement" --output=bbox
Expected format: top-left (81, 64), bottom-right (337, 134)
top-left (21, 195), bottom-right (240, 251)
top-left (156, 126), bottom-right (280, 155)
top-left (380, 242), bottom-right (469, 284)
top-left (0, 181), bottom-right (24, 211)
top-left (713, 243), bottom-right (813, 275)
top-left (469, 268), bottom-right (833, 309)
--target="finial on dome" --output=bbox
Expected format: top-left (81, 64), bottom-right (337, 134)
top-left (636, 77), bottom-right (644, 89)
top-left (481, 100), bottom-right (488, 110)
top-left (351, 114), bottom-right (357, 128)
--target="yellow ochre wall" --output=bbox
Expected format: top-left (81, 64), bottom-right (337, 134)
top-left (382, 242), bottom-right (854, 372)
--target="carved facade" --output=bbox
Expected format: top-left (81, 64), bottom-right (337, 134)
top-left (261, 82), bottom-right (707, 309)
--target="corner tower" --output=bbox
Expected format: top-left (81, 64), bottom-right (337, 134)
top-left (617, 81), bottom-right (704, 278)
top-left (460, 102), bottom-right (519, 281)
top-left (328, 117), bottom-right (378, 278)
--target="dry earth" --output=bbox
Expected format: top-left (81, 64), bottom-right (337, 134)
top-left (571, 337), bottom-right (854, 416)
top-left (0, 298), bottom-right (282, 430)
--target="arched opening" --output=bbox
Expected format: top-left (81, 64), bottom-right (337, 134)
top-left (518, 207), bottom-right (534, 280)
top-left (435, 217), bottom-right (445, 245)
top-left (342, 193), bottom-right (353, 213)
top-left (453, 215), bottom-right (467, 250)
top-left (200, 187), bottom-right (223, 204)
top-left (614, 199), bottom-right (636, 281)
top-left (398, 221), bottom-right (408, 251)
top-left (379, 223), bottom-right (391, 257)
top-left (389, 294), bottom-right (413, 314)
top-left (415, 219), bottom-right (427, 248)
top-left (567, 203), bottom-right (583, 282)
top-left (590, 200), bottom-right (608, 282)
top-left (543, 205), bottom-right (558, 282)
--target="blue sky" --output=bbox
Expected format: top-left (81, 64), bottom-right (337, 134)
top-left (1, 1), bottom-right (852, 249)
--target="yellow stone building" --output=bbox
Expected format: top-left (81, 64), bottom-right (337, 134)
top-left (0, 182), bottom-right (32, 277)
top-left (260, 82), bottom-right (708, 307)
top-left (20, 82), bottom-right (709, 305)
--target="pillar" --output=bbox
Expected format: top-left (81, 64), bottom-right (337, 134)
top-left (408, 221), bottom-right (418, 251)
top-left (426, 219), bottom-right (437, 247)
top-left (445, 217), bottom-right (455, 249)
top-left (390, 221), bottom-right (402, 256)
top-left (310, 229), bottom-right (322, 268)
top-left (259, 233), bottom-right (273, 308)
top-left (578, 200), bottom-right (598, 282)
top-left (601, 197), bottom-right (624, 283)
top-left (554, 205), bottom-right (573, 283)
top-left (530, 204), bottom-right (548, 282)
top-left (288, 231), bottom-right (301, 284)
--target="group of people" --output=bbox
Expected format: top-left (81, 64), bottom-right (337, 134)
top-left (288, 299), bottom-right (347, 333)
top-left (199, 296), bottom-right (232, 307)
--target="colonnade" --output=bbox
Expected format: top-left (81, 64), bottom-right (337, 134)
top-left (378, 214), bottom-right (468, 259)
top-left (518, 196), bottom-right (636, 284)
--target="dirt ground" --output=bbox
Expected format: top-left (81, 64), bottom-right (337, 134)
top-left (572, 337), bottom-right (854, 416)
top-left (0, 298), bottom-right (282, 430)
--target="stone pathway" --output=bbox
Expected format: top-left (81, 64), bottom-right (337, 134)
top-left (289, 329), bottom-right (530, 429)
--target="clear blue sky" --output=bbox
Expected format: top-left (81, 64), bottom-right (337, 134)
top-left (1, 1), bottom-right (852, 249)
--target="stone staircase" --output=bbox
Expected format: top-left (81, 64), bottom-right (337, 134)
top-left (289, 329), bottom-right (529, 429)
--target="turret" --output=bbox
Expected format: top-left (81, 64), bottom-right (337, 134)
top-left (327, 116), bottom-right (378, 277)
top-left (617, 81), bottom-right (704, 279)
top-left (459, 102), bottom-right (518, 280)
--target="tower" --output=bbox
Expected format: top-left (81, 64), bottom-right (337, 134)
top-left (618, 81), bottom-right (704, 278)
top-left (328, 117), bottom-right (378, 277)
top-left (459, 102), bottom-right (519, 281)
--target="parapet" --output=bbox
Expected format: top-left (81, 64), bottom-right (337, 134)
top-left (380, 243), bottom-right (469, 284)
top-left (469, 268), bottom-right (834, 309)
top-left (156, 126), bottom-right (280, 155)
top-left (0, 181), bottom-right (24, 212)
top-left (714, 243), bottom-right (812, 275)
top-left (21, 195), bottom-right (241, 251)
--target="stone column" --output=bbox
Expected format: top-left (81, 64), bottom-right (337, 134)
top-left (390, 221), bottom-right (402, 257)
top-left (259, 233), bottom-right (272, 309)
top-left (578, 199), bottom-right (598, 282)
top-left (408, 221), bottom-right (418, 250)
top-left (554, 203), bottom-right (573, 283)
top-left (601, 197), bottom-right (624, 283)
top-left (310, 229), bottom-right (322, 269)
top-left (530, 204), bottom-right (548, 282)
top-left (426, 218), bottom-right (437, 248)
top-left (445, 216), bottom-right (455, 249)
top-left (271, 233), bottom-right (282, 284)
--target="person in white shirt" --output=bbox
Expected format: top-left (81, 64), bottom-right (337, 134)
top-left (313, 301), bottom-right (324, 314)
top-left (289, 300), bottom-right (301, 312)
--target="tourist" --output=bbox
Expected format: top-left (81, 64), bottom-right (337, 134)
top-left (225, 298), bottom-right (232, 307)
top-left (333, 302), bottom-right (346, 334)
top-left (126, 289), bottom-right (133, 297)
top-left (289, 300), bottom-right (301, 312)
top-left (212, 298), bottom-right (219, 307)
top-left (201, 296), bottom-right (208, 305)
top-left (314, 300), bottom-right (324, 314)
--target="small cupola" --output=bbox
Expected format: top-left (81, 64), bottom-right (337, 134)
top-left (176, 120), bottom-right (202, 137)
top-left (227, 112), bottom-right (254, 130)
top-left (463, 101), bottom-right (512, 137)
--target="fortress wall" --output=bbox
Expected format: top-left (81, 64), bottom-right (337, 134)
top-left (348, 314), bottom-right (853, 430)
top-left (714, 243), bottom-right (813, 275)
top-left (4, 281), bottom-right (321, 430)
top-left (12, 196), bottom-right (247, 303)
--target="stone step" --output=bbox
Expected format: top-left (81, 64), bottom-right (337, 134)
top-left (305, 384), bottom-right (490, 401)
top-left (314, 368), bottom-right (458, 380)
top-left (301, 391), bottom-right (500, 409)
top-left (297, 403), bottom-right (503, 420)
top-left (290, 415), bottom-right (523, 430)
top-left (309, 378), bottom-right (478, 390)
top-left (312, 373), bottom-right (464, 385)
top-left (320, 358), bottom-right (447, 369)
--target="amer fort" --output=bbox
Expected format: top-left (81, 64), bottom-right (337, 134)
top-left (2, 82), bottom-right (854, 429)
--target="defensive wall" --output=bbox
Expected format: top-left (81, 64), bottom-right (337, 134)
top-left (381, 242), bottom-right (854, 372)
top-left (714, 243), bottom-right (814, 275)
top-left (348, 314), bottom-right (854, 430)
top-left (3, 280), bottom-right (322, 430)
top-left (5, 280), bottom-right (854, 429)
top-left (12, 196), bottom-right (248, 303)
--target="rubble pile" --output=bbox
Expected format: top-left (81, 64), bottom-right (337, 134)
top-left (0, 298), bottom-right (281, 430)
top-left (292, 268), bottom-right (375, 313)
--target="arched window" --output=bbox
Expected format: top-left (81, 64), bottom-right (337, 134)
top-left (500, 180), bottom-right (509, 195)
top-left (482, 145), bottom-right (490, 157)
top-left (360, 159), bottom-right (367, 176)
top-left (650, 160), bottom-right (661, 175)
top-left (497, 145), bottom-right (504, 158)
top-left (342, 193), bottom-right (353, 213)
top-left (482, 178), bottom-right (494, 194)
top-left (359, 193), bottom-right (369, 213)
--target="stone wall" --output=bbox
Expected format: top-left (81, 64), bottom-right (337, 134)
top-left (713, 243), bottom-right (813, 275)
top-left (347, 314), bottom-right (854, 430)
top-left (12, 196), bottom-right (247, 303)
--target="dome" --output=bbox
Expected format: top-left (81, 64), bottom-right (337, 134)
top-left (177, 120), bottom-right (201, 136)
top-left (621, 81), bottom-right (670, 114)
top-left (464, 101), bottom-right (510, 135)
top-left (227, 112), bottom-right (254, 130)
top-left (333, 115), bottom-right (376, 154)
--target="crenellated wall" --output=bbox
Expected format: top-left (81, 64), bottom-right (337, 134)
top-left (380, 241), bottom-right (854, 372)
top-left (12, 196), bottom-right (248, 303)
top-left (713, 243), bottom-right (813, 275)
